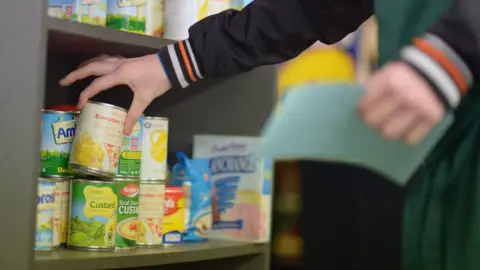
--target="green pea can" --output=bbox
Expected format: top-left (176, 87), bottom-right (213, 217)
top-left (67, 179), bottom-right (118, 251)
top-left (115, 178), bottom-right (139, 250)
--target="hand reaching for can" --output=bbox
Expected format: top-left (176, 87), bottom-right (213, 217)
top-left (59, 54), bottom-right (172, 135)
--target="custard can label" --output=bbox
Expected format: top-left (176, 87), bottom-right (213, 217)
top-left (68, 180), bottom-right (118, 249)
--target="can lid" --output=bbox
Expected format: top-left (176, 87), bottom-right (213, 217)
top-left (87, 101), bottom-right (128, 112)
top-left (41, 109), bottom-right (80, 114)
top-left (165, 186), bottom-right (184, 193)
top-left (38, 177), bottom-right (62, 182)
top-left (144, 116), bottom-right (168, 121)
top-left (114, 177), bottom-right (140, 182)
top-left (71, 178), bottom-right (116, 184)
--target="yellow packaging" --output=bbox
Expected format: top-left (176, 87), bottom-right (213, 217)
top-left (162, 186), bottom-right (184, 244)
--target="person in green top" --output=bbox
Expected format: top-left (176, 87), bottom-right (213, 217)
top-left (60, 0), bottom-right (480, 269)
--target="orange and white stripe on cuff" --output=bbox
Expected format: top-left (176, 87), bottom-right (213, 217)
top-left (400, 33), bottom-right (473, 109)
top-left (158, 39), bottom-right (204, 89)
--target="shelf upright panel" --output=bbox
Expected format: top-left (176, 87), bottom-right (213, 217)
top-left (0, 0), bottom-right (48, 269)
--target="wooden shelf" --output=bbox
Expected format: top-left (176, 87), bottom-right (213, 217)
top-left (34, 240), bottom-right (268, 270)
top-left (46, 17), bottom-right (175, 57)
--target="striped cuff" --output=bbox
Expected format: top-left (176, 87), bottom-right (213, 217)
top-left (399, 33), bottom-right (473, 109)
top-left (158, 39), bottom-right (204, 89)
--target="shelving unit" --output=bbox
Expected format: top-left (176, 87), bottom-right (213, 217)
top-left (0, 1), bottom-right (275, 269)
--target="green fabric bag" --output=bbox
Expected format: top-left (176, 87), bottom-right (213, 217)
top-left (375, 0), bottom-right (480, 269)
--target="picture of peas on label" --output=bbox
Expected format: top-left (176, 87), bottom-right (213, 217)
top-left (67, 180), bottom-right (117, 250)
top-left (115, 180), bottom-right (139, 249)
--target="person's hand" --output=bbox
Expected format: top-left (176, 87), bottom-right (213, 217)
top-left (60, 53), bottom-right (172, 135)
top-left (359, 61), bottom-right (446, 145)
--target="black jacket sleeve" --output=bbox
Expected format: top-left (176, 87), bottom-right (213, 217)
top-left (399, 0), bottom-right (480, 110)
top-left (158, 0), bottom-right (373, 89)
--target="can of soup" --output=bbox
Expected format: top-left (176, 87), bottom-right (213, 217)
top-left (35, 178), bottom-right (56, 251)
top-left (40, 110), bottom-right (79, 178)
top-left (140, 117), bottom-right (168, 181)
top-left (162, 186), bottom-right (184, 245)
top-left (117, 115), bottom-right (143, 178)
top-left (69, 101), bottom-right (126, 179)
top-left (146, 0), bottom-right (164, 37)
top-left (137, 180), bottom-right (165, 247)
top-left (52, 179), bottom-right (69, 248)
top-left (67, 179), bottom-right (118, 251)
top-left (115, 178), bottom-right (139, 250)
top-left (163, 0), bottom-right (208, 40)
top-left (106, 0), bottom-right (147, 34)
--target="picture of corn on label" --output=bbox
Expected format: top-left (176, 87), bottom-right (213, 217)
top-left (70, 102), bottom-right (126, 176)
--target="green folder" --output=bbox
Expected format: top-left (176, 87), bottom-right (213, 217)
top-left (260, 83), bottom-right (454, 186)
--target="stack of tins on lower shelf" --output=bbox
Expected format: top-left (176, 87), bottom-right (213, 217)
top-left (37, 101), bottom-right (171, 252)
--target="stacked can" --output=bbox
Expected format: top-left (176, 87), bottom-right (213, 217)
top-left (113, 114), bottom-right (143, 250)
top-left (36, 109), bottom-right (78, 251)
top-left (137, 117), bottom-right (170, 247)
top-left (66, 101), bottom-right (134, 251)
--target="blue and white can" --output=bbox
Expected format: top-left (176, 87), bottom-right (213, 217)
top-left (35, 178), bottom-right (56, 251)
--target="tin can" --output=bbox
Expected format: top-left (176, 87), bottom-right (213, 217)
top-left (137, 180), bottom-right (165, 247)
top-left (207, 0), bottom-right (232, 16)
top-left (140, 117), bottom-right (168, 180)
top-left (117, 115), bottom-right (143, 178)
top-left (162, 186), bottom-right (184, 245)
top-left (69, 101), bottom-right (126, 179)
top-left (40, 110), bottom-right (79, 178)
top-left (106, 0), bottom-right (147, 34)
top-left (52, 179), bottom-right (66, 248)
top-left (67, 179), bottom-right (118, 251)
top-left (35, 178), bottom-right (56, 251)
top-left (48, 0), bottom-right (77, 20)
top-left (114, 178), bottom-right (139, 250)
top-left (77, 0), bottom-right (107, 26)
top-left (57, 180), bottom-right (71, 246)
top-left (146, 0), bottom-right (164, 37)
top-left (164, 0), bottom-right (208, 40)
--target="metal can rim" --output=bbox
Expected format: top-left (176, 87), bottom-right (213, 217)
top-left (165, 186), bottom-right (184, 194)
top-left (139, 179), bottom-right (166, 184)
top-left (38, 177), bottom-right (64, 183)
top-left (144, 116), bottom-right (168, 121)
top-left (41, 109), bottom-right (80, 114)
top-left (139, 177), bottom-right (166, 182)
top-left (70, 179), bottom-right (116, 184)
top-left (113, 177), bottom-right (140, 182)
top-left (87, 101), bottom-right (127, 112)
